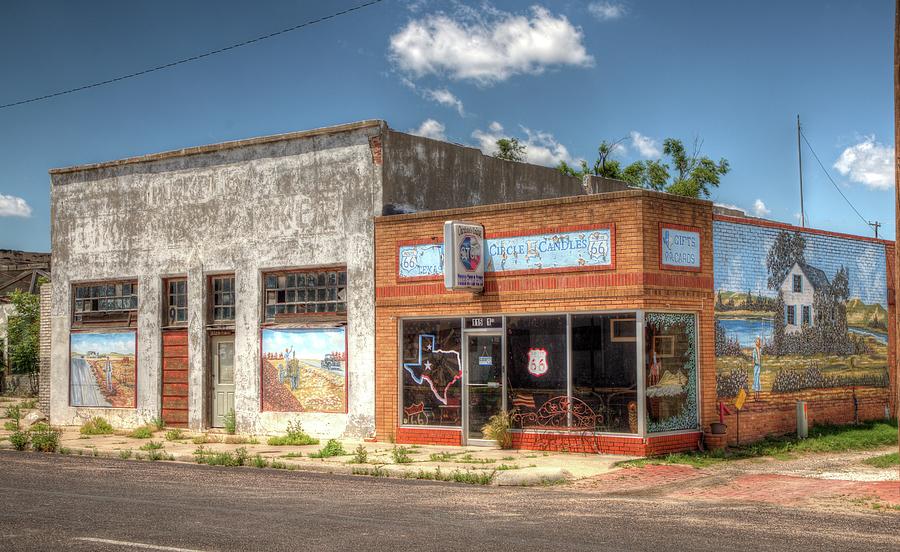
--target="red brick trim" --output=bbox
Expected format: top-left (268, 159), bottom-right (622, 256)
top-left (377, 271), bottom-right (713, 299)
top-left (659, 223), bottom-right (703, 272)
top-left (396, 426), bottom-right (463, 446)
top-left (714, 214), bottom-right (894, 246)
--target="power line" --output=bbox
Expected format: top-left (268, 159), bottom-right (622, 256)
top-left (0, 0), bottom-right (385, 110)
top-left (798, 129), bottom-right (872, 231)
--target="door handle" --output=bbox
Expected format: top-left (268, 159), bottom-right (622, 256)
top-left (468, 382), bottom-right (501, 388)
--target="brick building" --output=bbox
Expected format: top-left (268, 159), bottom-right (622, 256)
top-left (374, 191), bottom-right (897, 454)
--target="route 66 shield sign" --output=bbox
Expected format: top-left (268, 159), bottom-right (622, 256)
top-left (526, 348), bottom-right (548, 377)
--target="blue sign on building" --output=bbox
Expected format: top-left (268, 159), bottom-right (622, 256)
top-left (660, 225), bottom-right (701, 269)
top-left (398, 227), bottom-right (613, 278)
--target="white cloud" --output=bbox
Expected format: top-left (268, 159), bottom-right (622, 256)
top-left (752, 199), bottom-right (770, 217)
top-left (424, 88), bottom-right (464, 115)
top-left (833, 135), bottom-right (894, 190)
top-left (588, 2), bottom-right (627, 21)
top-left (409, 118), bottom-right (447, 141)
top-left (0, 194), bottom-right (32, 217)
top-left (471, 121), bottom-right (577, 166)
top-left (389, 5), bottom-right (593, 85)
top-left (629, 131), bottom-right (660, 158)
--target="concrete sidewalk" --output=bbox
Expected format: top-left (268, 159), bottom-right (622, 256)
top-left (0, 397), bottom-right (626, 485)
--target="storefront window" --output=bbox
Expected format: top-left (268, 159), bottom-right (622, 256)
top-left (506, 315), bottom-right (568, 429)
top-left (645, 312), bottom-right (698, 433)
top-left (401, 319), bottom-right (462, 427)
top-left (572, 314), bottom-right (638, 433)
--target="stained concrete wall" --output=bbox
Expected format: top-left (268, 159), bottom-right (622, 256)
top-left (381, 130), bottom-right (583, 213)
top-left (49, 121), bottom-right (384, 437)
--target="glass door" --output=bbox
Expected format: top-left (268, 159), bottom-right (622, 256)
top-left (464, 333), bottom-right (504, 444)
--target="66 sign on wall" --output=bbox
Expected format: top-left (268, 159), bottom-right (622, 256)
top-left (443, 220), bottom-right (485, 292)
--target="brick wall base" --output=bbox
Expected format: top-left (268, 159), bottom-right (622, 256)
top-left (393, 427), bottom-right (701, 456)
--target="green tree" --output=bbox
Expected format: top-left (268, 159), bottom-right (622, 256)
top-left (765, 231), bottom-right (806, 291)
top-left (558, 136), bottom-right (730, 198)
top-left (6, 290), bottom-right (40, 380)
top-left (494, 138), bottom-right (526, 162)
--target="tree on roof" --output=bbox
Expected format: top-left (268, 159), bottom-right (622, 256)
top-left (766, 231), bottom-right (806, 291)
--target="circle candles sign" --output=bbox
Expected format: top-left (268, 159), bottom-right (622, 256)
top-left (443, 220), bottom-right (485, 291)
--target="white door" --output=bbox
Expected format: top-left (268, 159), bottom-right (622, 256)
top-left (211, 336), bottom-right (235, 428)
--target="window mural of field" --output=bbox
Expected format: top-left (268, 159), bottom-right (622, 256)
top-left (261, 328), bottom-right (347, 412)
top-left (70, 332), bottom-right (137, 408)
top-left (714, 220), bottom-right (889, 400)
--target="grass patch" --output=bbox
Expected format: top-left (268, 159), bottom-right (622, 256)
top-left (863, 452), bottom-right (900, 469)
top-left (119, 449), bottom-right (133, 460)
top-left (19, 399), bottom-right (37, 410)
top-left (150, 416), bottom-right (165, 431)
top-left (496, 464), bottom-right (521, 471)
top-left (129, 426), bottom-right (154, 439)
top-left (252, 454), bottom-right (269, 468)
top-left (139, 441), bottom-right (164, 451)
top-left (3, 420), bottom-right (19, 432)
top-left (280, 452), bottom-right (303, 458)
top-left (165, 428), bottom-right (185, 441)
top-left (224, 435), bottom-right (259, 445)
top-left (80, 417), bottom-right (114, 435)
top-left (349, 444), bottom-right (368, 464)
top-left (223, 409), bottom-right (236, 435)
top-left (428, 451), bottom-right (462, 462)
top-left (309, 439), bottom-right (347, 459)
top-left (270, 460), bottom-right (289, 470)
top-left (3, 404), bottom-right (21, 420)
top-left (353, 466), bottom-right (389, 477)
top-left (618, 420), bottom-right (899, 469)
top-left (193, 446), bottom-right (249, 467)
top-left (456, 453), bottom-right (496, 464)
top-left (267, 420), bottom-right (319, 446)
top-left (30, 423), bottom-right (60, 453)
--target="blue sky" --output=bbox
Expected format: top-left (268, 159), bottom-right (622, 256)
top-left (262, 328), bottom-right (345, 359)
top-left (70, 332), bottom-right (136, 356)
top-left (0, 1), bottom-right (894, 251)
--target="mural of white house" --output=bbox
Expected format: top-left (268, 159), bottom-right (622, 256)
top-left (779, 262), bottom-right (828, 333)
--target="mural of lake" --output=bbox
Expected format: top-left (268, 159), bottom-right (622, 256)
top-left (718, 317), bottom-right (887, 347)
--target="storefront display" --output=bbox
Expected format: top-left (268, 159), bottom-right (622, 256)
top-left (645, 312), bottom-right (699, 432)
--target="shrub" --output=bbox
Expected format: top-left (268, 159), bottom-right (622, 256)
top-left (481, 411), bottom-right (513, 449)
top-left (9, 430), bottom-right (29, 451)
top-left (80, 417), bottom-right (114, 435)
top-left (3, 404), bottom-right (21, 421)
top-left (19, 398), bottom-right (37, 410)
top-left (309, 439), bottom-right (347, 459)
top-left (350, 444), bottom-right (368, 464)
top-left (140, 441), bottom-right (164, 451)
top-left (252, 454), bottom-right (269, 468)
top-left (30, 424), bottom-right (60, 453)
top-left (223, 409), bottom-right (236, 435)
top-left (267, 420), bottom-right (319, 446)
top-left (4, 420), bottom-right (19, 432)
top-left (165, 429), bottom-right (185, 441)
top-left (391, 446), bottom-right (413, 464)
top-left (129, 426), bottom-right (154, 439)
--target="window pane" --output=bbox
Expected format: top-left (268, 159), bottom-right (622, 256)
top-left (572, 314), bottom-right (638, 433)
top-left (645, 313), bottom-right (698, 433)
top-left (265, 275), bottom-right (277, 289)
top-left (217, 342), bottom-right (235, 384)
top-left (506, 315), bottom-right (568, 429)
top-left (286, 274), bottom-right (295, 288)
top-left (402, 318), bottom-right (462, 427)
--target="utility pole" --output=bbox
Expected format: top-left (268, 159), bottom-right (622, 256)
top-left (869, 221), bottom-right (882, 239)
top-left (797, 114), bottom-right (806, 227)
top-left (893, 0), bottom-right (899, 458)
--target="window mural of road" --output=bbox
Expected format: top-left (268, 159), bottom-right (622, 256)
top-left (69, 356), bottom-right (111, 407)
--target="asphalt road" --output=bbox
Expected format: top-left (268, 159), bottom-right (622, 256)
top-left (0, 450), bottom-right (897, 552)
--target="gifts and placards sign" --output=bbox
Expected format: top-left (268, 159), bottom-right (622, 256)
top-left (660, 224), bottom-right (701, 270)
top-left (443, 221), bottom-right (485, 292)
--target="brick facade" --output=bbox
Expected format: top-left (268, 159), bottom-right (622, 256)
top-left (375, 190), bottom-right (715, 455)
top-left (39, 283), bottom-right (51, 415)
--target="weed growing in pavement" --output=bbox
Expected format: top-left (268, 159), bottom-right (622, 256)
top-left (402, 467), bottom-right (496, 485)
top-left (165, 428), bottom-right (185, 441)
top-left (223, 409), bottom-right (236, 435)
top-left (349, 444), bottom-right (368, 464)
top-left (59, 447), bottom-right (71, 455)
top-left (192, 446), bottom-right (249, 467)
top-left (456, 454), bottom-right (496, 464)
top-left (140, 441), bottom-right (164, 451)
top-left (30, 424), bottom-right (60, 453)
top-left (224, 435), bottom-right (258, 445)
top-left (352, 466), bottom-right (389, 477)
top-left (3, 404), bottom-right (21, 421)
top-left (270, 460), bottom-right (288, 470)
top-left (500, 456), bottom-right (515, 461)
top-left (9, 431), bottom-right (29, 451)
top-left (428, 451), bottom-right (461, 462)
top-left (252, 454), bottom-right (269, 468)
top-left (147, 449), bottom-right (173, 462)
top-left (309, 439), bottom-right (347, 459)
top-left (129, 426), bottom-right (154, 439)
top-left (496, 464), bottom-right (520, 471)
top-left (391, 446), bottom-right (413, 464)
top-left (3, 420), bottom-right (18, 431)
top-left (150, 417), bottom-right (165, 431)
top-left (267, 420), bottom-right (319, 446)
top-left (80, 417), bottom-right (114, 435)
top-left (119, 449), bottom-right (133, 460)
top-left (19, 399), bottom-right (37, 410)
top-left (280, 452), bottom-right (303, 458)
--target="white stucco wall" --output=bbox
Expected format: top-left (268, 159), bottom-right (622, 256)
top-left (49, 122), bottom-right (383, 438)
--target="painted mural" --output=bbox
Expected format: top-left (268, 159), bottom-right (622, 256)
top-left (70, 332), bottom-right (137, 408)
top-left (261, 328), bottom-right (346, 412)
top-left (713, 220), bottom-right (889, 400)
top-left (398, 226), bottom-right (612, 278)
